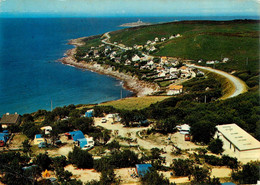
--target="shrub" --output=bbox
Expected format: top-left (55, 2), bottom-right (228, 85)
top-left (68, 147), bottom-right (94, 169)
top-left (171, 159), bottom-right (194, 176)
top-left (207, 138), bottom-right (224, 154)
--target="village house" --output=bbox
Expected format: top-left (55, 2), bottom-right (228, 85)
top-left (132, 55), bottom-right (141, 62)
top-left (114, 57), bottom-right (121, 64)
top-left (136, 45), bottom-right (143, 50)
top-left (158, 71), bottom-right (166, 78)
top-left (125, 59), bottom-right (132, 65)
top-left (206, 61), bottom-right (215, 65)
top-left (154, 37), bottom-right (159, 42)
top-left (222, 57), bottom-right (229, 63)
top-left (215, 123), bottom-right (260, 163)
top-left (167, 84), bottom-right (183, 95)
top-left (149, 46), bottom-right (156, 52)
top-left (0, 113), bottom-right (21, 129)
top-left (170, 67), bottom-right (178, 74)
top-left (169, 35), bottom-right (175, 39)
top-left (147, 60), bottom-right (154, 66)
top-left (175, 34), bottom-right (181, 38)
top-left (161, 37), bottom-right (166, 42)
top-left (146, 40), bottom-right (152, 45)
top-left (150, 41), bottom-right (156, 45)
top-left (93, 50), bottom-right (99, 57)
top-left (179, 66), bottom-right (190, 73)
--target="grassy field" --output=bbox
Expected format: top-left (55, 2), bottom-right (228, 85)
top-left (100, 96), bottom-right (170, 110)
top-left (109, 20), bottom-right (259, 72)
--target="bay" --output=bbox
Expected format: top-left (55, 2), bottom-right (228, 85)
top-left (0, 16), bottom-right (257, 115)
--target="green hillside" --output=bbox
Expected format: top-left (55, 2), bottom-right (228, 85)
top-left (109, 20), bottom-right (259, 72)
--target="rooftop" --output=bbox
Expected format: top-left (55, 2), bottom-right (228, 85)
top-left (0, 113), bottom-right (20, 124)
top-left (169, 84), bottom-right (183, 90)
top-left (216, 123), bottom-right (260, 151)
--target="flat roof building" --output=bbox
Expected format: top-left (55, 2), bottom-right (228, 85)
top-left (215, 123), bottom-right (260, 163)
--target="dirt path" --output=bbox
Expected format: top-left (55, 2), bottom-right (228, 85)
top-left (187, 64), bottom-right (248, 99)
top-left (94, 118), bottom-right (188, 166)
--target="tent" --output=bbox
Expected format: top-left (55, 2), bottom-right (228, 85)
top-left (0, 133), bottom-right (9, 144)
top-left (68, 130), bottom-right (85, 141)
top-left (135, 164), bottom-right (152, 177)
top-left (77, 138), bottom-right (88, 148)
top-left (42, 169), bottom-right (50, 178)
top-left (85, 110), bottom-right (93, 118)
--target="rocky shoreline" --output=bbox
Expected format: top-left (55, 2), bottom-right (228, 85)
top-left (59, 39), bottom-right (159, 97)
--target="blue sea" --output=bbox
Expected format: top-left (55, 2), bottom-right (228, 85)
top-left (0, 16), bottom-right (258, 115)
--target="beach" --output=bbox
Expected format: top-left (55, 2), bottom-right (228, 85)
top-left (60, 38), bottom-right (159, 97)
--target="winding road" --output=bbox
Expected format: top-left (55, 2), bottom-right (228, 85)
top-left (187, 64), bottom-right (248, 99)
top-left (102, 32), bottom-right (248, 100)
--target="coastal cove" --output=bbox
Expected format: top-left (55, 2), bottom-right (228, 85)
top-left (60, 41), bottom-right (159, 97)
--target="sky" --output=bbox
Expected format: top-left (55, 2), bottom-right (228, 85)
top-left (0, 0), bottom-right (259, 17)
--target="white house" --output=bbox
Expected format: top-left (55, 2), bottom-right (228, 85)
top-left (146, 40), bottom-right (152, 45)
top-left (147, 60), bottom-right (154, 66)
top-left (154, 37), bottom-right (159, 42)
top-left (206, 61), bottom-right (215, 65)
top-left (132, 55), bottom-right (141, 62)
top-left (125, 59), bottom-right (132, 65)
top-left (215, 123), bottom-right (260, 163)
top-left (149, 46), bottom-right (156, 51)
top-left (170, 67), bottom-right (178, 74)
top-left (161, 37), bottom-right (166, 42)
top-left (158, 71), bottom-right (166, 77)
top-left (222, 58), bottom-right (229, 63)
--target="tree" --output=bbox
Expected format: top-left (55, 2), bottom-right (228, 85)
top-left (71, 117), bottom-right (94, 133)
top-left (34, 153), bottom-right (52, 170)
top-left (150, 148), bottom-right (161, 159)
top-left (22, 122), bottom-right (41, 139)
top-left (68, 147), bottom-right (94, 169)
top-left (52, 155), bottom-right (67, 169)
top-left (190, 121), bottom-right (216, 144)
top-left (99, 169), bottom-right (117, 185)
top-left (191, 166), bottom-right (210, 184)
top-left (207, 138), bottom-right (224, 154)
top-left (107, 140), bottom-right (120, 151)
top-left (156, 117), bottom-right (177, 133)
top-left (141, 168), bottom-right (173, 185)
top-left (22, 139), bottom-right (31, 156)
top-left (171, 159), bottom-right (194, 176)
top-left (231, 161), bottom-right (260, 184)
top-left (50, 127), bottom-right (59, 146)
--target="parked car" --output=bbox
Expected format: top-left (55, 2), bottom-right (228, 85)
top-left (38, 142), bottom-right (47, 148)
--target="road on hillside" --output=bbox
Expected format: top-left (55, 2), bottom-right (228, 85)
top-left (187, 64), bottom-right (248, 99)
top-left (102, 32), bottom-right (128, 50)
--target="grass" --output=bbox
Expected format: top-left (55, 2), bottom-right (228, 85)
top-left (11, 134), bottom-right (28, 147)
top-left (158, 80), bottom-right (173, 87)
top-left (109, 20), bottom-right (259, 73)
top-left (100, 96), bottom-right (170, 110)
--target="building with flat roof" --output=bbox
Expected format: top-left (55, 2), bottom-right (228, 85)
top-left (215, 123), bottom-right (260, 163)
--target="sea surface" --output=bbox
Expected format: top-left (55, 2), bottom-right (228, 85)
top-left (0, 16), bottom-right (258, 115)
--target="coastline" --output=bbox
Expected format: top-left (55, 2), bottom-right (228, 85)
top-left (59, 39), bottom-right (159, 97)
